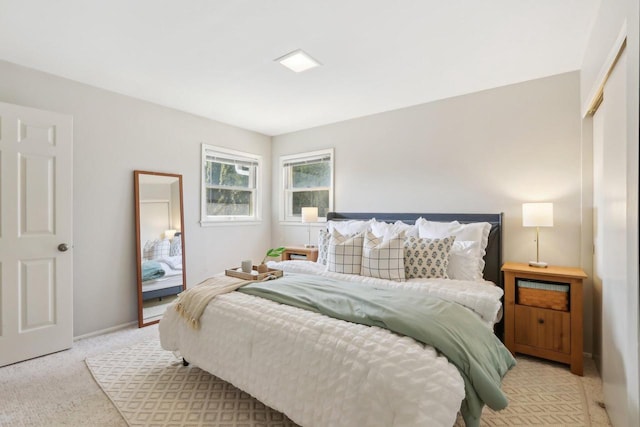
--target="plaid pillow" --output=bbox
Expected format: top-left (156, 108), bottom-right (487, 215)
top-left (404, 236), bottom-right (456, 279)
top-left (327, 229), bottom-right (364, 275)
top-left (143, 239), bottom-right (159, 260)
top-left (361, 231), bottom-right (405, 281)
top-left (151, 238), bottom-right (171, 259)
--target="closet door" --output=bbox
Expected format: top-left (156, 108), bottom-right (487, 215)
top-left (593, 49), bottom-right (629, 427)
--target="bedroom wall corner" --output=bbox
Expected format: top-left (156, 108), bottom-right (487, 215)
top-left (0, 60), bottom-right (272, 337)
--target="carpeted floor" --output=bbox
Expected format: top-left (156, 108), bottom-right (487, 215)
top-left (1, 324), bottom-right (611, 426)
top-left (0, 324), bottom-right (159, 427)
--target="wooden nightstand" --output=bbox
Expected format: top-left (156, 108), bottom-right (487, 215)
top-left (502, 262), bottom-right (587, 375)
top-left (281, 246), bottom-right (318, 262)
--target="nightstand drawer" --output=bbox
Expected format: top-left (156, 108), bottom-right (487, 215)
top-left (517, 279), bottom-right (569, 311)
top-left (514, 305), bottom-right (570, 354)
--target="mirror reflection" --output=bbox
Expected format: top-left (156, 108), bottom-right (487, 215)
top-left (134, 171), bottom-right (186, 327)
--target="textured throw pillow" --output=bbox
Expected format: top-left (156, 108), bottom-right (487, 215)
top-left (327, 229), bottom-right (364, 275)
top-left (151, 238), bottom-right (171, 259)
top-left (404, 236), bottom-right (456, 279)
top-left (170, 235), bottom-right (182, 256)
top-left (317, 229), bottom-right (330, 265)
top-left (361, 231), bottom-right (405, 281)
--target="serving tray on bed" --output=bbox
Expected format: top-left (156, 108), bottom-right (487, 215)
top-left (225, 266), bottom-right (283, 281)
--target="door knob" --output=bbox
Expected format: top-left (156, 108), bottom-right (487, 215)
top-left (58, 243), bottom-right (70, 252)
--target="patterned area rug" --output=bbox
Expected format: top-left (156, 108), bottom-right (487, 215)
top-left (86, 339), bottom-right (296, 427)
top-left (87, 340), bottom-right (606, 427)
top-left (454, 356), bottom-right (597, 426)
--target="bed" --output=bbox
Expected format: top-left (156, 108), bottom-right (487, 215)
top-left (141, 255), bottom-right (184, 301)
top-left (159, 212), bottom-right (513, 427)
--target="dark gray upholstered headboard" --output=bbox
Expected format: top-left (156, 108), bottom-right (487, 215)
top-left (326, 212), bottom-right (503, 289)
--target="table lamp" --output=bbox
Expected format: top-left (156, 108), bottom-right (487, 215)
top-left (301, 207), bottom-right (318, 248)
top-left (522, 202), bottom-right (553, 268)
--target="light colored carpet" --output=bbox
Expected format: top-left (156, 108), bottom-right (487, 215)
top-left (0, 324), bottom-right (159, 427)
top-left (85, 338), bottom-right (611, 427)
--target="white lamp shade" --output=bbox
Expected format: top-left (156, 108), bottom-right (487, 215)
top-left (522, 203), bottom-right (554, 227)
top-left (165, 229), bottom-right (177, 239)
top-left (301, 207), bottom-right (318, 223)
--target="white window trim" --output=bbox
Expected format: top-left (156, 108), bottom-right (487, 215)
top-left (280, 148), bottom-right (334, 223)
top-left (201, 144), bottom-right (262, 226)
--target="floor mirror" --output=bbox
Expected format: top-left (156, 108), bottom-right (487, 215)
top-left (134, 170), bottom-right (186, 327)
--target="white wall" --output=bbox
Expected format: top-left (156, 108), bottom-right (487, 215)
top-left (0, 60), bottom-right (272, 337)
top-left (580, 0), bottom-right (639, 425)
top-left (272, 71), bottom-right (592, 351)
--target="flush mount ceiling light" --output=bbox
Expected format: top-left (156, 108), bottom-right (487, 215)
top-left (275, 49), bottom-right (321, 73)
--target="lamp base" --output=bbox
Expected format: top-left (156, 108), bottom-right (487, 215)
top-left (528, 261), bottom-right (548, 268)
top-left (304, 243), bottom-right (316, 248)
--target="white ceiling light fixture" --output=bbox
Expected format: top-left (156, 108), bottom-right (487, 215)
top-left (275, 49), bottom-right (321, 73)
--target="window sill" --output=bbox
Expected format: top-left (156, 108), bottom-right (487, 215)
top-left (279, 220), bottom-right (327, 226)
top-left (201, 220), bottom-right (262, 227)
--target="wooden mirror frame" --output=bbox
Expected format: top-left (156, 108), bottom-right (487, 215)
top-left (134, 170), bottom-right (186, 327)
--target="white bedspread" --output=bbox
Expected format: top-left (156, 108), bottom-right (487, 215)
top-left (159, 262), bottom-right (504, 427)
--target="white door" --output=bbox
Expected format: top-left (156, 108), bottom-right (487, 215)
top-left (593, 50), bottom-right (630, 426)
top-left (0, 102), bottom-right (73, 367)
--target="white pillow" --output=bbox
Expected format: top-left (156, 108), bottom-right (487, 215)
top-left (151, 238), bottom-right (171, 259)
top-left (404, 236), bottom-right (456, 279)
top-left (328, 219), bottom-right (372, 235)
top-left (327, 229), bottom-right (364, 275)
top-left (416, 218), bottom-right (461, 238)
top-left (448, 240), bottom-right (482, 281)
top-left (370, 220), bottom-right (418, 241)
top-left (453, 222), bottom-right (491, 253)
top-left (361, 231), bottom-right (405, 281)
top-left (450, 222), bottom-right (491, 276)
top-left (418, 220), bottom-right (491, 279)
top-left (369, 219), bottom-right (392, 237)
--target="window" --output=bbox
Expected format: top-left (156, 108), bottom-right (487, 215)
top-left (281, 148), bottom-right (333, 222)
top-left (201, 144), bottom-right (261, 224)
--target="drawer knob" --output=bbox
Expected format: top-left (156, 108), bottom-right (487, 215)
top-left (538, 318), bottom-right (545, 324)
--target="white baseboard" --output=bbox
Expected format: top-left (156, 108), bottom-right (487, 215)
top-left (73, 320), bottom-right (138, 341)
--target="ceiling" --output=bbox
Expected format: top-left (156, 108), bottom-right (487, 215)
top-left (0, 0), bottom-right (600, 136)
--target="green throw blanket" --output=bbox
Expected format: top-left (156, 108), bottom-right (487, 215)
top-left (141, 260), bottom-right (165, 281)
top-left (238, 274), bottom-right (515, 427)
